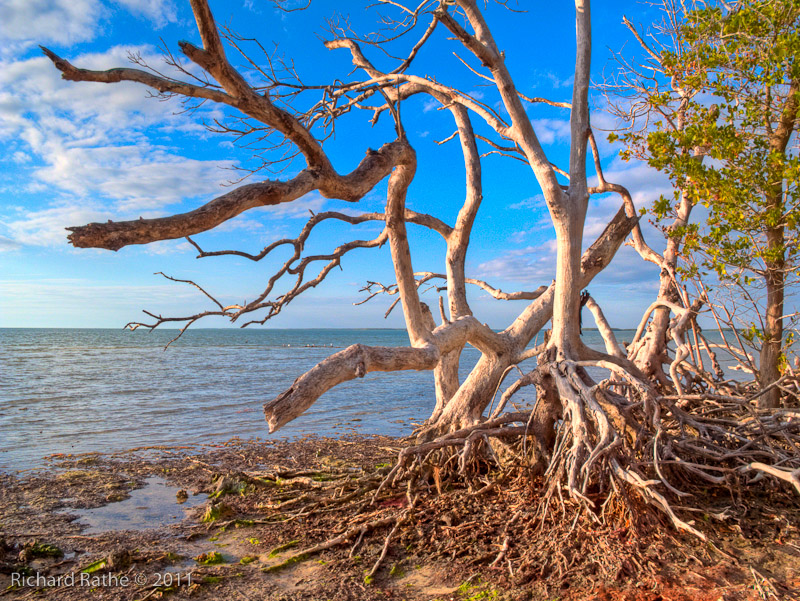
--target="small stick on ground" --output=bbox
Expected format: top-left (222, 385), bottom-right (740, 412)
top-left (365, 502), bottom-right (416, 581)
top-left (263, 515), bottom-right (398, 572)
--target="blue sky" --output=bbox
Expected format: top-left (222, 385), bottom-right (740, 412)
top-left (0, 0), bottom-right (673, 330)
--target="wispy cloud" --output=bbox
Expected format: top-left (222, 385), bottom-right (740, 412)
top-left (30, 144), bottom-right (231, 210)
top-left (475, 240), bottom-right (558, 285)
top-left (0, 0), bottom-right (102, 46)
top-left (10, 151), bottom-right (30, 164)
top-left (212, 214), bottom-right (267, 233)
top-left (0, 48), bottom-right (220, 142)
top-left (259, 191), bottom-right (327, 219)
top-left (3, 205), bottom-right (109, 247)
top-left (475, 156), bottom-right (673, 293)
top-left (0, 44), bottom-right (235, 248)
top-left (114, 0), bottom-right (177, 28)
top-left (530, 118), bottom-right (571, 145)
top-left (591, 158), bottom-right (674, 208)
top-left (141, 240), bottom-right (194, 255)
top-left (508, 194), bottom-right (545, 210)
top-left (421, 98), bottom-right (439, 113)
top-left (0, 277), bottom-right (199, 301)
top-left (509, 230), bottom-right (528, 243)
top-left (0, 0), bottom-right (178, 49)
top-left (0, 236), bottom-right (21, 252)
top-left (0, 277), bottom-right (211, 326)
top-left (530, 70), bottom-right (575, 90)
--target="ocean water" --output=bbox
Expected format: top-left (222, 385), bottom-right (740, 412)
top-left (0, 327), bottom-right (738, 472)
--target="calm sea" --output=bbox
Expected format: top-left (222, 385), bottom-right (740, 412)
top-left (0, 327), bottom-right (737, 472)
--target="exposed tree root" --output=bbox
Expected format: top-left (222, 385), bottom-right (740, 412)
top-left (199, 381), bottom-right (799, 587)
top-left (181, 362), bottom-right (800, 594)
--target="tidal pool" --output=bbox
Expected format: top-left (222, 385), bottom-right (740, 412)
top-left (69, 476), bottom-right (206, 533)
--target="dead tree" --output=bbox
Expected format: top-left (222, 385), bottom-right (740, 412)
top-left (47, 0), bottom-right (635, 432)
top-left (45, 0), bottom-right (800, 533)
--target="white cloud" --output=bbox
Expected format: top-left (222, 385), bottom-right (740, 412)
top-left (592, 158), bottom-right (674, 209)
top-left (474, 235), bottom-right (661, 295)
top-left (259, 191), bottom-right (327, 219)
top-left (0, 48), bottom-right (219, 145)
top-left (212, 214), bottom-right (267, 233)
top-left (475, 240), bottom-right (558, 285)
top-left (0, 0), bottom-right (102, 45)
top-left (1, 146), bottom-right (235, 245)
top-left (209, 191), bottom-right (329, 234)
top-left (31, 144), bottom-right (232, 211)
top-left (590, 245), bottom-right (661, 287)
top-left (0, 187), bottom-right (328, 250)
top-left (0, 44), bottom-right (235, 248)
top-left (3, 205), bottom-right (108, 247)
top-left (509, 230), bottom-right (528, 243)
top-left (476, 110), bottom-right (678, 295)
top-left (475, 180), bottom-right (667, 290)
top-left (142, 239), bottom-right (193, 255)
top-left (113, 0), bottom-right (177, 28)
top-left (422, 98), bottom-right (439, 113)
top-left (509, 194), bottom-right (544, 210)
top-left (10, 151), bottom-right (30, 164)
top-left (0, 278), bottom-right (201, 309)
top-left (0, 0), bottom-right (178, 49)
top-left (530, 118), bottom-right (571, 145)
top-left (583, 194), bottom-right (625, 239)
top-left (0, 236), bottom-right (22, 251)
top-left (530, 70), bottom-right (574, 90)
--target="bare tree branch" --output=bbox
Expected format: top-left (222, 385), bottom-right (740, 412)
top-left (65, 141), bottom-right (410, 250)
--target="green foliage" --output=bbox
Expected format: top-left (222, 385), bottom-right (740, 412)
top-left (267, 539), bottom-right (299, 557)
top-left (81, 559), bottom-right (107, 574)
top-left (194, 551), bottom-right (225, 565)
top-left (13, 566), bottom-right (33, 577)
top-left (27, 543), bottom-right (62, 559)
top-left (620, 0), bottom-right (800, 360)
top-left (456, 577), bottom-right (482, 595)
top-left (453, 577), bottom-right (499, 601)
top-left (626, 1), bottom-right (800, 254)
top-left (202, 505), bottom-right (222, 522)
top-left (262, 553), bottom-right (309, 573)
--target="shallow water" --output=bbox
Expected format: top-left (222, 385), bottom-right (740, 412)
top-left (1, 328), bottom-right (440, 471)
top-left (0, 327), bottom-right (741, 472)
top-left (66, 476), bottom-right (206, 533)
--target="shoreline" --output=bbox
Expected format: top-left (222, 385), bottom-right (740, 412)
top-left (2, 328), bottom-right (752, 475)
top-left (2, 436), bottom-right (799, 600)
